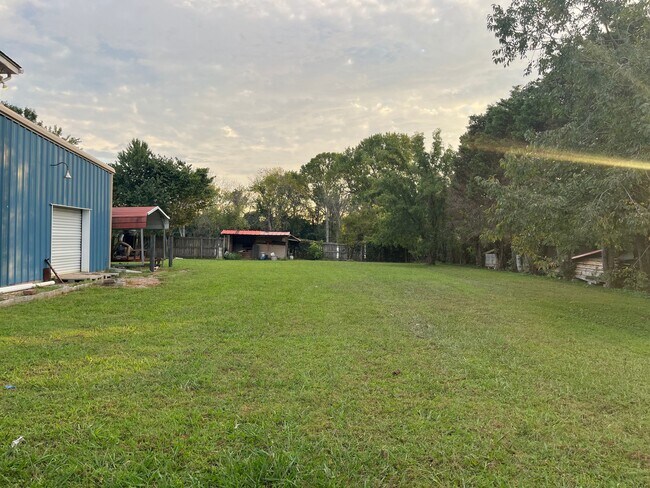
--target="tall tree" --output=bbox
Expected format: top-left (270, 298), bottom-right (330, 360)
top-left (371, 132), bottom-right (453, 263)
top-left (112, 139), bottom-right (216, 232)
top-left (250, 168), bottom-right (310, 231)
top-left (340, 132), bottom-right (452, 263)
top-left (300, 152), bottom-right (350, 242)
top-left (488, 0), bottom-right (649, 75)
top-left (339, 133), bottom-right (416, 255)
top-left (187, 184), bottom-right (251, 237)
top-left (485, 0), bottom-right (650, 286)
top-left (447, 83), bottom-right (563, 266)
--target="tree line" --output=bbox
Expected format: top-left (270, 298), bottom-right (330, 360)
top-left (8, 0), bottom-right (647, 289)
top-left (179, 1), bottom-right (650, 289)
top-left (211, 0), bottom-right (647, 289)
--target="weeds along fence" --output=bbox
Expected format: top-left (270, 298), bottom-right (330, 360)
top-left (155, 236), bottom-right (222, 259)
top-left (295, 241), bottom-right (362, 261)
top-left (313, 242), bottom-right (409, 262)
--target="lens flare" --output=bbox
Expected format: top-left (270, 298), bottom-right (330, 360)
top-left (472, 141), bottom-right (650, 171)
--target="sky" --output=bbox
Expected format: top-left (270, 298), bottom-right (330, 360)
top-left (0, 0), bottom-right (527, 183)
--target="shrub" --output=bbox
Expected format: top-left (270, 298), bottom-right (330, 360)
top-left (296, 240), bottom-right (324, 261)
top-left (556, 256), bottom-right (577, 280)
top-left (223, 251), bottom-right (242, 260)
top-left (305, 241), bottom-right (324, 260)
top-left (605, 266), bottom-right (649, 291)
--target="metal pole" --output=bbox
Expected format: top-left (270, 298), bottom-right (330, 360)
top-left (140, 228), bottom-right (145, 265)
top-left (168, 236), bottom-right (173, 267)
top-left (149, 233), bottom-right (155, 272)
top-left (44, 258), bottom-right (64, 284)
top-left (163, 228), bottom-right (166, 260)
top-left (200, 238), bottom-right (203, 259)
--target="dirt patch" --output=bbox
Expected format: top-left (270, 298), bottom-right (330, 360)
top-left (123, 277), bottom-right (162, 288)
top-left (628, 451), bottom-right (650, 467)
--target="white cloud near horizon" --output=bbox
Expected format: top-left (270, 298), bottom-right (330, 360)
top-left (0, 0), bottom-right (527, 183)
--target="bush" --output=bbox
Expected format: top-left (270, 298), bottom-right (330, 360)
top-left (605, 266), bottom-right (649, 291)
top-left (307, 241), bottom-right (324, 260)
top-left (297, 240), bottom-right (324, 261)
top-left (555, 256), bottom-right (576, 280)
top-left (223, 251), bottom-right (242, 260)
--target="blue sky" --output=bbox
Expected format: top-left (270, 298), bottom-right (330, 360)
top-left (1, 0), bottom-right (526, 183)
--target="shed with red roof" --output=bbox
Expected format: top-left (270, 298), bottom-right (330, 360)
top-left (221, 229), bottom-right (299, 259)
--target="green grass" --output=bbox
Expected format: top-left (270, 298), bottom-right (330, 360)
top-left (1, 261), bottom-right (649, 486)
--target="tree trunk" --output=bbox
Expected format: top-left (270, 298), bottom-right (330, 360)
top-left (335, 213), bottom-right (342, 243)
top-left (325, 210), bottom-right (330, 243)
top-left (634, 235), bottom-right (650, 277)
top-left (497, 240), bottom-right (508, 270)
top-left (475, 239), bottom-right (482, 267)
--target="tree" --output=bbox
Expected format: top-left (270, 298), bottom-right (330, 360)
top-left (2, 101), bottom-right (81, 145)
top-left (337, 133), bottom-right (415, 257)
top-left (344, 133), bottom-right (415, 198)
top-left (112, 139), bottom-right (216, 232)
top-left (250, 168), bottom-right (310, 231)
top-left (447, 83), bottom-right (564, 266)
top-left (338, 132), bottom-right (452, 263)
top-left (488, 0), bottom-right (650, 75)
top-left (300, 152), bottom-right (350, 242)
top-left (187, 184), bottom-right (251, 237)
top-left (371, 131), bottom-right (453, 263)
top-left (485, 0), bottom-right (650, 286)
top-left (340, 206), bottom-right (380, 257)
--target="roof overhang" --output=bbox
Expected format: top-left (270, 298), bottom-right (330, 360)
top-left (571, 250), bottom-right (602, 260)
top-left (0, 51), bottom-right (23, 76)
top-left (220, 229), bottom-right (300, 241)
top-left (221, 230), bottom-right (290, 237)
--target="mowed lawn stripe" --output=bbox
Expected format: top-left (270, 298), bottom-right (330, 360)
top-left (1, 260), bottom-right (648, 486)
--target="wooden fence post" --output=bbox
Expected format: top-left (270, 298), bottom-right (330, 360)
top-left (149, 234), bottom-right (155, 272)
top-left (168, 236), bottom-right (174, 267)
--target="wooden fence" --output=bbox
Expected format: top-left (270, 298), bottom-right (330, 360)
top-left (155, 236), bottom-right (222, 259)
top-left (322, 242), bottom-right (350, 261)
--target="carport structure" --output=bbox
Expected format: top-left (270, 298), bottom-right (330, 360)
top-left (111, 206), bottom-right (170, 265)
top-left (221, 229), bottom-right (299, 259)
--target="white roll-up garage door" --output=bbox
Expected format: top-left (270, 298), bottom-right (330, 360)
top-left (51, 207), bottom-right (82, 275)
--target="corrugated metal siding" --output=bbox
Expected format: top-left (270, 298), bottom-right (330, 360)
top-left (0, 113), bottom-right (112, 286)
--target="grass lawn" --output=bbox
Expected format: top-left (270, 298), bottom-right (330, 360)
top-left (1, 260), bottom-right (649, 486)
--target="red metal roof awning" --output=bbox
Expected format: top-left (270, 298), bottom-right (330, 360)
top-left (221, 229), bottom-right (290, 236)
top-left (221, 229), bottom-right (300, 241)
top-left (112, 206), bottom-right (170, 230)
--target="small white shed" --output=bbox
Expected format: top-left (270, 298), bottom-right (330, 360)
top-left (484, 249), bottom-right (498, 269)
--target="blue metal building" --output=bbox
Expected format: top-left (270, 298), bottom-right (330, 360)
top-left (0, 103), bottom-right (114, 287)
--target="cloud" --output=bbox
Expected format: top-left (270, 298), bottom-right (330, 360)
top-left (0, 0), bottom-right (527, 182)
top-left (222, 125), bottom-right (239, 138)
